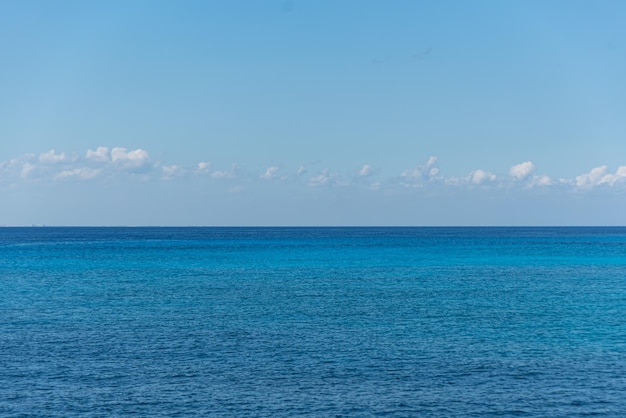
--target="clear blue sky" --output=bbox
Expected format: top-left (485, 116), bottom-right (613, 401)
top-left (2, 0), bottom-right (626, 225)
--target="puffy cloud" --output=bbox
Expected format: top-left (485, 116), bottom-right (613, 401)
top-left (529, 175), bottom-right (553, 187)
top-left (510, 161), bottom-right (534, 180)
top-left (86, 147), bottom-right (110, 162)
top-left (110, 147), bottom-right (150, 168)
top-left (508, 162), bottom-right (555, 188)
top-left (0, 155), bottom-right (36, 180)
top-left (4, 147), bottom-right (626, 197)
top-left (39, 149), bottom-right (68, 164)
top-left (400, 156), bottom-right (440, 186)
top-left (1, 147), bottom-right (155, 182)
top-left (261, 166), bottom-right (279, 180)
top-left (468, 169), bottom-right (496, 184)
top-left (575, 165), bottom-right (626, 189)
top-left (86, 146), bottom-right (150, 170)
top-left (426, 156), bottom-right (439, 177)
top-left (197, 161), bottom-right (211, 173)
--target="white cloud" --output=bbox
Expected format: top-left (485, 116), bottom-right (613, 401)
top-left (111, 147), bottom-right (150, 168)
top-left (86, 147), bottom-right (110, 162)
top-left (39, 149), bottom-right (68, 164)
top-left (575, 165), bottom-right (626, 189)
top-left (261, 166), bottom-right (279, 180)
top-left (308, 169), bottom-right (335, 187)
top-left (575, 166), bottom-right (609, 189)
top-left (2, 147), bottom-right (153, 182)
top-left (0, 155), bottom-right (36, 180)
top-left (427, 156), bottom-right (439, 173)
top-left (508, 162), bottom-right (555, 188)
top-left (469, 169), bottom-right (496, 185)
top-left (197, 161), bottom-right (211, 173)
top-left (5, 147), bottom-right (626, 199)
top-left (510, 161), bottom-right (534, 180)
top-left (400, 156), bottom-right (440, 186)
top-left (529, 175), bottom-right (553, 187)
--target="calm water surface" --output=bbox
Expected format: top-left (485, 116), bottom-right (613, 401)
top-left (1, 227), bottom-right (625, 416)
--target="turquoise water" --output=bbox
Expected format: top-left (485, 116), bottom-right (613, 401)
top-left (1, 227), bottom-right (625, 416)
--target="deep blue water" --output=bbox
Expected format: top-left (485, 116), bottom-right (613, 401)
top-left (1, 227), bottom-right (625, 417)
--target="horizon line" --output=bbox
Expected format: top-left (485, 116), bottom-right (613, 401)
top-left (1, 225), bottom-right (625, 228)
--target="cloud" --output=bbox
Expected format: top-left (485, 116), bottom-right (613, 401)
top-left (86, 146), bottom-right (150, 169)
top-left (0, 154), bottom-right (36, 180)
top-left (260, 166), bottom-right (280, 180)
top-left (575, 165), bottom-right (626, 189)
top-left (308, 169), bottom-right (335, 187)
top-left (110, 147), bottom-right (150, 168)
top-left (426, 156), bottom-right (438, 174)
top-left (400, 156), bottom-right (440, 186)
top-left (210, 164), bottom-right (242, 180)
top-left (0, 146), bottom-right (156, 183)
top-left (197, 161), bottom-right (211, 173)
top-left (358, 164), bottom-right (372, 177)
top-left (508, 161), bottom-right (556, 188)
top-left (528, 175), bottom-right (553, 187)
top-left (510, 161), bottom-right (534, 180)
top-left (162, 165), bottom-right (181, 179)
top-left (3, 147), bottom-right (626, 198)
top-left (39, 149), bottom-right (68, 164)
top-left (575, 166), bottom-right (609, 188)
top-left (86, 147), bottom-right (110, 162)
top-left (469, 169), bottom-right (496, 185)
top-left (56, 168), bottom-right (101, 180)
top-left (21, 162), bottom-right (36, 179)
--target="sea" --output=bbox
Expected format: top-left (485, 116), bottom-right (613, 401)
top-left (1, 227), bottom-right (625, 417)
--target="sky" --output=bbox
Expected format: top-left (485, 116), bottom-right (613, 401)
top-left (2, 0), bottom-right (626, 226)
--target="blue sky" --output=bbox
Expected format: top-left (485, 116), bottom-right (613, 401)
top-left (2, 0), bottom-right (626, 225)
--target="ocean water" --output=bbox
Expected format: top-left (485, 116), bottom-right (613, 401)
top-left (1, 227), bottom-right (625, 417)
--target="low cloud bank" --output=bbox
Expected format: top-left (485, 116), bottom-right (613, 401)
top-left (2, 147), bottom-right (625, 195)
